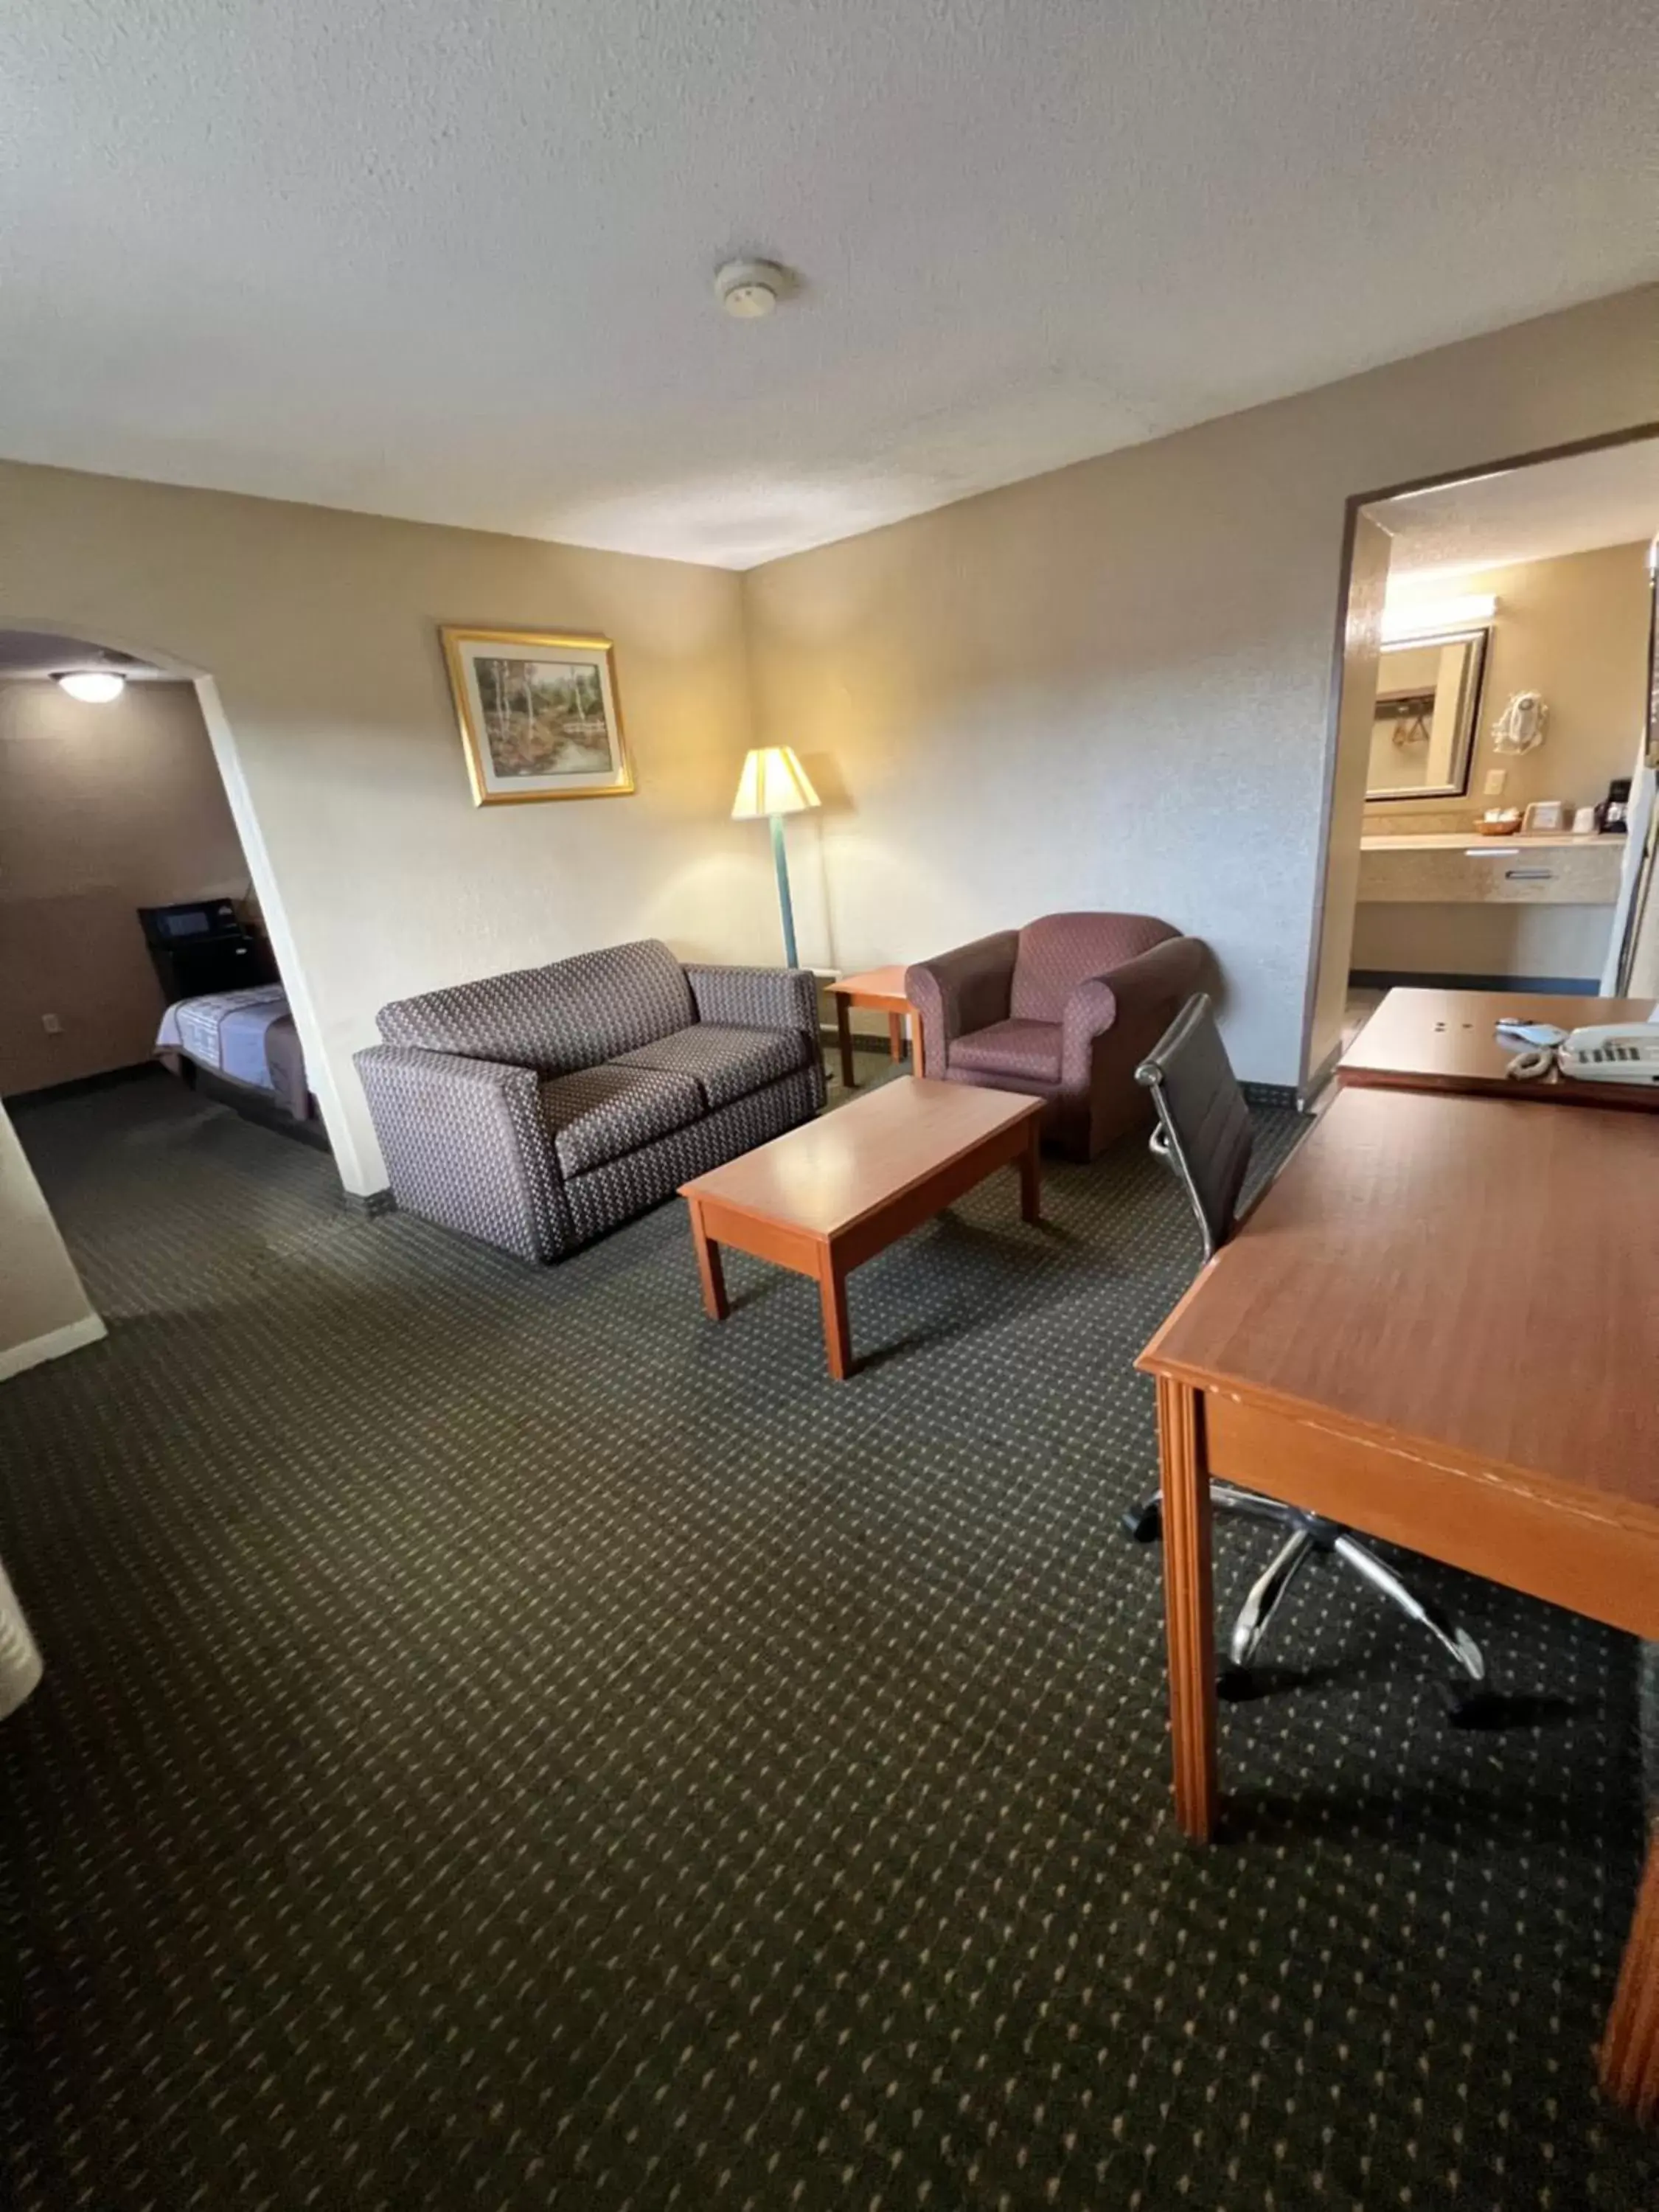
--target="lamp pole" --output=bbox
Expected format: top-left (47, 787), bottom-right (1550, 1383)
top-left (770, 812), bottom-right (800, 967)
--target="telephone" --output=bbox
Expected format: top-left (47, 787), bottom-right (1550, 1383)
top-left (1498, 1019), bottom-right (1659, 1085)
top-left (1557, 1024), bottom-right (1659, 1087)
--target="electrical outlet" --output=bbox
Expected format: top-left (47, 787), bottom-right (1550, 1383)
top-left (41, 1013), bottom-right (62, 1035)
top-left (1484, 769), bottom-right (1507, 796)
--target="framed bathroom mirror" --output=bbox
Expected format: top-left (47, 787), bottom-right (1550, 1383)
top-left (1366, 626), bottom-right (1489, 802)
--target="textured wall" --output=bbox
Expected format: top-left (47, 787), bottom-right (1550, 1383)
top-left (742, 287), bottom-right (1659, 1086)
top-left (0, 680), bottom-right (248, 1094)
top-left (0, 475), bottom-right (768, 1191)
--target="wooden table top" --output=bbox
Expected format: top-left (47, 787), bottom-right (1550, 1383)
top-left (1140, 1085), bottom-right (1659, 1513)
top-left (680, 1077), bottom-right (1040, 1237)
top-left (826, 964), bottom-right (913, 1004)
top-left (1339, 987), bottom-right (1659, 1108)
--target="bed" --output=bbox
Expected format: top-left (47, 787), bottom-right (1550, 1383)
top-left (156, 984), bottom-right (317, 1122)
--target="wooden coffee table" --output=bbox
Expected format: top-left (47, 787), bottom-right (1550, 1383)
top-left (826, 965), bottom-right (924, 1087)
top-left (679, 1078), bottom-right (1043, 1379)
top-left (1338, 985), bottom-right (1659, 1110)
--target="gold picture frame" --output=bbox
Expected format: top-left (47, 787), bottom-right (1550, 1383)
top-left (441, 626), bottom-right (634, 805)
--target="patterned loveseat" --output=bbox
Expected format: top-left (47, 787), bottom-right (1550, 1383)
top-left (355, 941), bottom-right (824, 1262)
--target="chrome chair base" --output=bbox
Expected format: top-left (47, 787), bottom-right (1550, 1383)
top-left (1124, 1485), bottom-right (1486, 1708)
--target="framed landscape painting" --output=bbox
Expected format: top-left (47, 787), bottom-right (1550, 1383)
top-left (441, 627), bottom-right (633, 804)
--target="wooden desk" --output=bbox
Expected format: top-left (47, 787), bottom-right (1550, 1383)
top-left (827, 966), bottom-right (924, 1087)
top-left (681, 1078), bottom-right (1041, 1379)
top-left (1339, 986), bottom-right (1659, 1110)
top-left (1137, 1086), bottom-right (1659, 2117)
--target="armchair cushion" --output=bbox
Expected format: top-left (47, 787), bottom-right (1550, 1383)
top-left (904, 931), bottom-right (1020, 1079)
top-left (949, 1019), bottom-right (1062, 1084)
top-left (538, 1063), bottom-right (703, 1176)
top-left (615, 1022), bottom-right (813, 1110)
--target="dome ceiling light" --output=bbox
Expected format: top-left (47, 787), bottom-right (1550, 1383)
top-left (55, 670), bottom-right (127, 703)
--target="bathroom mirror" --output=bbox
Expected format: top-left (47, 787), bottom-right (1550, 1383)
top-left (1366, 627), bottom-right (1489, 802)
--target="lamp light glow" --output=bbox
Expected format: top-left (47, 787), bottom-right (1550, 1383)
top-left (731, 745), bottom-right (819, 819)
top-left (55, 671), bottom-right (126, 704)
top-left (1380, 593), bottom-right (1497, 644)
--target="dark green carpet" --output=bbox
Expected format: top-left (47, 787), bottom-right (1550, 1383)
top-left (0, 1068), bottom-right (1653, 2209)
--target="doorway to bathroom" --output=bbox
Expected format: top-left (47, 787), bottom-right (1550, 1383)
top-left (1307, 430), bottom-right (1659, 1086)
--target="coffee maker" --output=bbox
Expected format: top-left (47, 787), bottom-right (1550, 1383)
top-left (1600, 777), bottom-right (1631, 834)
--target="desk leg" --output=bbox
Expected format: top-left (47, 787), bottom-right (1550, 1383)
top-left (887, 1012), bottom-right (905, 1062)
top-left (817, 1251), bottom-right (853, 1380)
top-left (836, 996), bottom-right (856, 1091)
top-left (1018, 1119), bottom-right (1042, 1224)
top-left (1601, 1826), bottom-right (1659, 2120)
top-left (687, 1203), bottom-right (728, 1323)
top-left (1157, 1376), bottom-right (1218, 1843)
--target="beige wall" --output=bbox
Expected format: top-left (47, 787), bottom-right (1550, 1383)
top-left (0, 1103), bottom-right (102, 1381)
top-left (1366, 540), bottom-right (1652, 827)
top-left (0, 473), bottom-right (768, 1191)
top-left (0, 680), bottom-right (248, 1095)
top-left (0, 288), bottom-right (1652, 1180)
top-left (743, 285), bottom-right (1659, 1087)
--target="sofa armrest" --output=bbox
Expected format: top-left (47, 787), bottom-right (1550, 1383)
top-left (684, 963), bottom-right (818, 1039)
top-left (354, 1044), bottom-right (571, 1263)
top-left (1060, 936), bottom-right (1211, 1093)
top-left (905, 932), bottom-right (1019, 1076)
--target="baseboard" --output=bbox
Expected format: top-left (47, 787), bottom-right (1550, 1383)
top-left (4, 1062), bottom-right (159, 1110)
top-left (1241, 1080), bottom-right (1302, 1111)
top-left (344, 1189), bottom-right (397, 1218)
top-left (0, 1311), bottom-right (107, 1384)
top-left (1349, 970), bottom-right (1601, 996)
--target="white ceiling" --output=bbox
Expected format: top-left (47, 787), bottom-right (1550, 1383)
top-left (1, 1), bottom-right (1655, 570)
top-left (1374, 439), bottom-right (1659, 583)
top-left (0, 630), bottom-right (165, 680)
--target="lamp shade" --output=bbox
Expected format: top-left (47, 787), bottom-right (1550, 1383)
top-left (731, 745), bottom-right (820, 819)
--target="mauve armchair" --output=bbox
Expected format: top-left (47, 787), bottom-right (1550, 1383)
top-left (904, 913), bottom-right (1210, 1159)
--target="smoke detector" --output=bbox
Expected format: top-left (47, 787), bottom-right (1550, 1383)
top-left (714, 260), bottom-right (788, 319)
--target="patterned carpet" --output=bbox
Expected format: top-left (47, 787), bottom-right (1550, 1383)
top-left (1, 1067), bottom-right (1654, 2210)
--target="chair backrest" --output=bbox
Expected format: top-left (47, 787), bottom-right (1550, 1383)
top-left (1135, 993), bottom-right (1253, 1260)
top-left (376, 939), bottom-right (695, 1077)
top-left (1009, 913), bottom-right (1177, 1023)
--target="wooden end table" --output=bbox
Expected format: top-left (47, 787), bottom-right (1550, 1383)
top-left (826, 965), bottom-right (925, 1088)
top-left (679, 1078), bottom-right (1043, 1379)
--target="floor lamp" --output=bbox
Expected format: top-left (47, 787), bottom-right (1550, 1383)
top-left (731, 747), bottom-right (821, 968)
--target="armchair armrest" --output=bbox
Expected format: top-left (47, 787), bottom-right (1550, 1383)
top-left (1060, 936), bottom-right (1211, 1094)
top-left (684, 964), bottom-right (818, 1038)
top-left (353, 1043), bottom-right (571, 1262)
top-left (905, 932), bottom-right (1019, 1076)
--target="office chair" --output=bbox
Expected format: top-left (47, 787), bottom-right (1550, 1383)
top-left (1124, 994), bottom-right (1489, 1714)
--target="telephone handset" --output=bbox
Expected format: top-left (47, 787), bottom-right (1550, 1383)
top-left (1557, 1024), bottom-right (1659, 1087)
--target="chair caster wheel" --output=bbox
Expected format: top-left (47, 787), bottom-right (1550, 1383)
top-left (1218, 1665), bottom-right (1259, 1703)
top-left (1122, 1500), bottom-right (1162, 1543)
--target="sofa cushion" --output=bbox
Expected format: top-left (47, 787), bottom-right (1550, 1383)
top-left (950, 1018), bottom-right (1062, 1082)
top-left (377, 940), bottom-right (695, 1077)
top-left (538, 1063), bottom-right (703, 1176)
top-left (1009, 914), bottom-right (1176, 1023)
top-left (613, 1023), bottom-right (813, 1110)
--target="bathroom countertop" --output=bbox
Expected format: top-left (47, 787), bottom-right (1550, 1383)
top-left (1359, 830), bottom-right (1621, 852)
